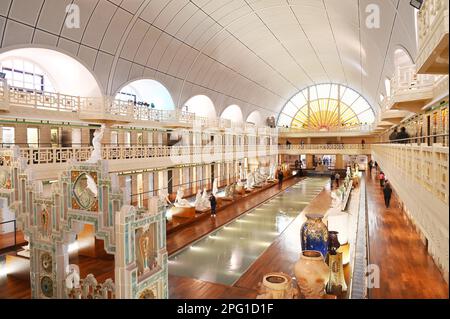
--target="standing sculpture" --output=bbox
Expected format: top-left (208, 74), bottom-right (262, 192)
top-left (87, 124), bottom-right (105, 163)
top-left (212, 178), bottom-right (218, 196)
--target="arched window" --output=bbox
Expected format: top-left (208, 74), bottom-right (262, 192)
top-left (221, 105), bottom-right (243, 124)
top-left (277, 84), bottom-right (375, 129)
top-left (184, 95), bottom-right (216, 119)
top-left (0, 58), bottom-right (55, 92)
top-left (115, 79), bottom-right (174, 110)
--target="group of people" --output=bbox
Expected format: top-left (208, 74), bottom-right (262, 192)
top-left (389, 127), bottom-right (410, 144)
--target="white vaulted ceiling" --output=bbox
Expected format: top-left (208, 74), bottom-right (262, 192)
top-left (0, 0), bottom-right (417, 120)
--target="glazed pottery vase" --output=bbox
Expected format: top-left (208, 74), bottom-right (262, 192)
top-left (326, 252), bottom-right (347, 295)
top-left (300, 214), bottom-right (328, 258)
top-left (294, 250), bottom-right (330, 299)
top-left (327, 231), bottom-right (341, 256)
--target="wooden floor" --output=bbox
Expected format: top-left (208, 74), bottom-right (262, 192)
top-left (366, 170), bottom-right (449, 299)
top-left (1, 173), bottom-right (448, 299)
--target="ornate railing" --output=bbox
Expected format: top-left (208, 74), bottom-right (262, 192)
top-left (278, 124), bottom-right (375, 135)
top-left (0, 82), bottom-right (274, 132)
top-left (390, 65), bottom-right (435, 96)
top-left (417, 0), bottom-right (449, 71)
top-left (279, 144), bottom-right (371, 151)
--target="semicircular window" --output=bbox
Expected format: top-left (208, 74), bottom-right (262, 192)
top-left (277, 84), bottom-right (375, 129)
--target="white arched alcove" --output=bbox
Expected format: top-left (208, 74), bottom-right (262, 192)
top-left (394, 48), bottom-right (414, 68)
top-left (221, 104), bottom-right (244, 124)
top-left (115, 79), bottom-right (174, 110)
top-left (0, 47), bottom-right (102, 97)
top-left (246, 110), bottom-right (263, 126)
top-left (184, 95), bottom-right (216, 119)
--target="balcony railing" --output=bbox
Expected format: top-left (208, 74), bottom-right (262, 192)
top-left (279, 144), bottom-right (370, 151)
top-left (12, 144), bottom-right (279, 166)
top-left (0, 81), bottom-right (276, 132)
top-left (417, 0), bottom-right (449, 73)
top-left (383, 64), bottom-right (443, 111)
top-left (278, 124), bottom-right (375, 135)
top-left (390, 65), bottom-right (435, 96)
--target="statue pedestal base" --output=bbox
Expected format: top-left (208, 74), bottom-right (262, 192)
top-left (171, 206), bottom-right (196, 218)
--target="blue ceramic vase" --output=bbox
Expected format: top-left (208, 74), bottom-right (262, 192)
top-left (300, 214), bottom-right (328, 259)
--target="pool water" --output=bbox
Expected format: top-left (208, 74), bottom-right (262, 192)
top-left (168, 177), bottom-right (329, 286)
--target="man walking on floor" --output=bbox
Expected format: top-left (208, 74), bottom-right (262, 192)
top-left (383, 181), bottom-right (393, 208)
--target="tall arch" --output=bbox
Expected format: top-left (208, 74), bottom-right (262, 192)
top-left (115, 79), bottom-right (175, 110)
top-left (183, 95), bottom-right (217, 119)
top-left (220, 105), bottom-right (244, 124)
top-left (0, 47), bottom-right (102, 97)
top-left (246, 111), bottom-right (263, 126)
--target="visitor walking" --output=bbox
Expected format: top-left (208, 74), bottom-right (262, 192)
top-left (368, 160), bottom-right (373, 175)
top-left (374, 161), bottom-right (378, 172)
top-left (379, 171), bottom-right (385, 187)
top-left (209, 194), bottom-right (217, 217)
top-left (278, 169), bottom-right (284, 189)
top-left (335, 172), bottom-right (340, 188)
top-left (389, 128), bottom-right (398, 143)
top-left (396, 127), bottom-right (410, 144)
top-left (383, 181), bottom-right (393, 208)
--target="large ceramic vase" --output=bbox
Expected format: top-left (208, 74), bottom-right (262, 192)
top-left (300, 214), bottom-right (328, 258)
top-left (294, 250), bottom-right (330, 299)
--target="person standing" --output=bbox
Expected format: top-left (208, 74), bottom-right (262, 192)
top-left (374, 161), bottom-right (379, 172)
top-left (379, 171), bottom-right (385, 187)
top-left (335, 172), bottom-right (340, 188)
top-left (278, 169), bottom-right (284, 189)
top-left (383, 181), bottom-right (393, 208)
top-left (389, 128), bottom-right (398, 143)
top-left (368, 160), bottom-right (373, 175)
top-left (397, 127), bottom-right (410, 144)
top-left (209, 193), bottom-right (217, 217)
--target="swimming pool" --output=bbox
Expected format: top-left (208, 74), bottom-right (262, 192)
top-left (168, 177), bottom-right (329, 286)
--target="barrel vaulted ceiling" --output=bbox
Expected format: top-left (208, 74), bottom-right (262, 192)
top-left (0, 0), bottom-right (417, 120)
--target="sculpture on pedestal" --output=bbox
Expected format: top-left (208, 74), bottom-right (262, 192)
top-left (174, 188), bottom-right (191, 207)
top-left (212, 178), bottom-right (218, 196)
top-left (86, 125), bottom-right (105, 164)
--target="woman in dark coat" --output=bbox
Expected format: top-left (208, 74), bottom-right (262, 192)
top-left (209, 194), bottom-right (217, 217)
top-left (383, 181), bottom-right (393, 208)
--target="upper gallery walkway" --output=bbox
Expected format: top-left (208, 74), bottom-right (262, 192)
top-left (365, 171), bottom-right (448, 298)
top-left (0, 143), bottom-right (371, 180)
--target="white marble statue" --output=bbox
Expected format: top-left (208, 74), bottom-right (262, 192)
top-left (212, 178), bottom-right (218, 196)
top-left (239, 166), bottom-right (245, 181)
top-left (174, 188), bottom-right (191, 207)
top-left (346, 166), bottom-right (351, 178)
top-left (65, 264), bottom-right (81, 290)
top-left (330, 190), bottom-right (341, 208)
top-left (195, 189), bottom-right (210, 210)
top-left (254, 169), bottom-right (265, 185)
top-left (268, 164), bottom-right (276, 180)
top-left (194, 190), bottom-right (202, 208)
top-left (246, 171), bottom-right (255, 190)
top-left (87, 124), bottom-right (105, 163)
